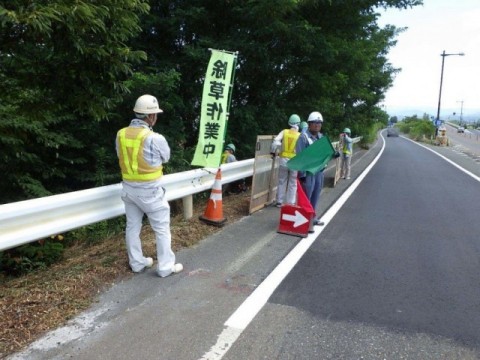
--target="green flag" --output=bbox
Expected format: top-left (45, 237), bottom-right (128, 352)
top-left (191, 49), bottom-right (237, 167)
top-left (286, 135), bottom-right (335, 176)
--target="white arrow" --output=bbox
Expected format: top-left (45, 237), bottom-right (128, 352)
top-left (282, 210), bottom-right (308, 228)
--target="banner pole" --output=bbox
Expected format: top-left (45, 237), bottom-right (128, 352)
top-left (218, 51), bottom-right (238, 167)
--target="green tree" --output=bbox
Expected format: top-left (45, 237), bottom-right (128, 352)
top-left (134, 0), bottom-right (420, 158)
top-left (0, 1), bottom-right (149, 202)
top-left (0, 0), bottom-right (423, 202)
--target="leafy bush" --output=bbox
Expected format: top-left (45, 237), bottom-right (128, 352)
top-left (410, 121), bottom-right (435, 140)
top-left (360, 121), bottom-right (385, 148)
top-left (0, 236), bottom-right (64, 276)
top-left (397, 115), bottom-right (435, 140)
top-left (397, 121), bottom-right (410, 134)
top-left (0, 217), bottom-right (127, 276)
top-left (68, 218), bottom-right (125, 247)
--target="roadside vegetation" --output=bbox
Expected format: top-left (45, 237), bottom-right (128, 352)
top-left (361, 121), bottom-right (386, 149)
top-left (396, 114), bottom-right (436, 141)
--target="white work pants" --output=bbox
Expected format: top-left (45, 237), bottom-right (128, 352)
top-left (276, 157), bottom-right (298, 205)
top-left (340, 154), bottom-right (351, 178)
top-left (121, 187), bottom-right (175, 277)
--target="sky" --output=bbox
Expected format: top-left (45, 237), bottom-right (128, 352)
top-left (377, 0), bottom-right (480, 120)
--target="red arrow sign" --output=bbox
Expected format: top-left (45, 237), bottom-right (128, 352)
top-left (277, 204), bottom-right (314, 238)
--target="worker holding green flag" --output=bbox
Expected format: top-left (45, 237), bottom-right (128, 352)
top-left (288, 111), bottom-right (337, 226)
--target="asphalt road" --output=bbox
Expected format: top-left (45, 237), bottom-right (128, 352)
top-left (445, 123), bottom-right (480, 160)
top-left (10, 131), bottom-right (480, 360)
top-left (226, 133), bottom-right (480, 359)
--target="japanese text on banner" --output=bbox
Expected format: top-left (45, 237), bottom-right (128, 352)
top-left (192, 50), bottom-right (236, 167)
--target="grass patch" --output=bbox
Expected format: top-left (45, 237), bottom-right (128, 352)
top-left (0, 192), bottom-right (250, 357)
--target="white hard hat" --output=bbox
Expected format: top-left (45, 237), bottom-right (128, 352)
top-left (133, 95), bottom-right (163, 114)
top-left (307, 111), bottom-right (323, 122)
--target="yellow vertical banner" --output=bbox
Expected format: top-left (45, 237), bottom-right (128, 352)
top-left (191, 49), bottom-right (237, 167)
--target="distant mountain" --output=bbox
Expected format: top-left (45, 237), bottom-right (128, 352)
top-left (386, 106), bottom-right (480, 122)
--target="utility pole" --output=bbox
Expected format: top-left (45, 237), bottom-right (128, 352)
top-left (457, 100), bottom-right (464, 124)
top-left (435, 50), bottom-right (465, 136)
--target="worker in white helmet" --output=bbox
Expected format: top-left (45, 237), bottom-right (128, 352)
top-left (116, 94), bottom-right (183, 277)
top-left (295, 111), bottom-right (326, 226)
top-left (271, 114), bottom-right (301, 207)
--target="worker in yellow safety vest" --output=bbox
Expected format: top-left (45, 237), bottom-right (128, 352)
top-left (271, 114), bottom-right (301, 207)
top-left (116, 94), bottom-right (183, 277)
top-left (221, 143), bottom-right (237, 164)
top-left (339, 127), bottom-right (353, 180)
top-left (221, 143), bottom-right (247, 193)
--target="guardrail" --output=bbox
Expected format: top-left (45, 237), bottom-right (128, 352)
top-left (0, 136), bottom-right (360, 252)
top-left (445, 122), bottom-right (480, 141)
top-left (0, 160), bottom-right (253, 252)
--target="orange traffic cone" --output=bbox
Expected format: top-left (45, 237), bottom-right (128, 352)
top-left (199, 168), bottom-right (227, 227)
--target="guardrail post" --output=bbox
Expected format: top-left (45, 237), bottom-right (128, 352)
top-left (182, 195), bottom-right (193, 220)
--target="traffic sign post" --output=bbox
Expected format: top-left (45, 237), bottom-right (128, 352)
top-left (277, 204), bottom-right (315, 238)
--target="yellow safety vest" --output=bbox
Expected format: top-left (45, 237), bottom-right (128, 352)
top-left (342, 135), bottom-right (352, 155)
top-left (117, 127), bottom-right (163, 181)
top-left (221, 150), bottom-right (230, 164)
top-left (280, 129), bottom-right (300, 158)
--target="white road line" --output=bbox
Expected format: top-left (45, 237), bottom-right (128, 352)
top-left (402, 136), bottom-right (480, 182)
top-left (199, 135), bottom-right (387, 360)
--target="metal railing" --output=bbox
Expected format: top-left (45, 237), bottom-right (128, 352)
top-left (0, 136), bottom-right (361, 252)
top-left (0, 160), bottom-right (253, 252)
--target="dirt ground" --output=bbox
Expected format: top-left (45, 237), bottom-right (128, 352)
top-left (0, 191), bottom-right (251, 359)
